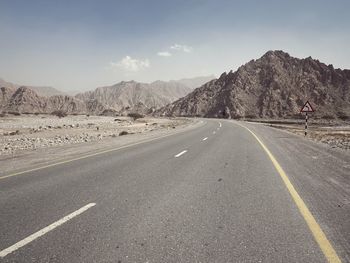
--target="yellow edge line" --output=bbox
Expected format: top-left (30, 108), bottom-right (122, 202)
top-left (235, 121), bottom-right (341, 263)
top-left (0, 124), bottom-right (200, 180)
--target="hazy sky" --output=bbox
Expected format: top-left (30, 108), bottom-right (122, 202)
top-left (0, 0), bottom-right (349, 92)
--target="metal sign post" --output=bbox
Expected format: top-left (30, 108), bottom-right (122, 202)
top-left (305, 112), bottom-right (308, 136)
top-left (300, 101), bottom-right (315, 136)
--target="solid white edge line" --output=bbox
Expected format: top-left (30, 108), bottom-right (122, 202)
top-left (219, 122), bottom-right (222, 127)
top-left (0, 203), bottom-right (96, 258)
top-left (174, 150), bottom-right (187, 158)
top-left (202, 137), bottom-right (208, 141)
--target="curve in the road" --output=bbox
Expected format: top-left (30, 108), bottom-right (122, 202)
top-left (233, 121), bottom-right (341, 263)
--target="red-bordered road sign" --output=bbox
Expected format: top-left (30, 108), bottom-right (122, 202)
top-left (300, 101), bottom-right (315, 113)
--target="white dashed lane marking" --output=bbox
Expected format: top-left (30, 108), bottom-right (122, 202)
top-left (174, 150), bottom-right (188, 158)
top-left (0, 203), bottom-right (96, 258)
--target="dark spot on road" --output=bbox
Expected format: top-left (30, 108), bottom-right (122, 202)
top-left (117, 260), bottom-right (122, 263)
top-left (218, 178), bottom-right (223, 182)
top-left (218, 226), bottom-right (223, 229)
top-left (204, 243), bottom-right (209, 246)
top-left (141, 243), bottom-right (145, 246)
top-left (116, 245), bottom-right (119, 249)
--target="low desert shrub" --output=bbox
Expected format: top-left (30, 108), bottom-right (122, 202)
top-left (245, 114), bottom-right (258, 119)
top-left (128, 112), bottom-right (144, 120)
top-left (8, 111), bottom-right (21, 116)
top-left (119, 131), bottom-right (128, 136)
top-left (337, 111), bottom-right (349, 121)
top-left (52, 110), bottom-right (67, 118)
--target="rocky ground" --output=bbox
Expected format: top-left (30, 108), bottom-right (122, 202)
top-left (0, 114), bottom-right (191, 157)
top-left (250, 119), bottom-right (350, 150)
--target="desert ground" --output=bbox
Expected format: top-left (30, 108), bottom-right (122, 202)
top-left (247, 118), bottom-right (350, 150)
top-left (0, 114), bottom-right (193, 156)
top-left (0, 114), bottom-right (200, 175)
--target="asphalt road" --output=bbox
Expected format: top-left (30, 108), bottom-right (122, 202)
top-left (0, 119), bottom-right (349, 262)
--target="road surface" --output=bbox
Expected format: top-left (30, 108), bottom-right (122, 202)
top-left (0, 119), bottom-right (349, 262)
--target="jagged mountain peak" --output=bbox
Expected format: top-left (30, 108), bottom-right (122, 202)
top-left (261, 50), bottom-right (291, 59)
top-left (157, 51), bottom-right (350, 120)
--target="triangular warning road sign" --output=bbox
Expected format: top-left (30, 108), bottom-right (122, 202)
top-left (300, 101), bottom-right (315, 113)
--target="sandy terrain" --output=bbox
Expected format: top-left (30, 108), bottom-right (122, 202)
top-left (0, 114), bottom-right (192, 157)
top-left (0, 114), bottom-right (201, 175)
top-left (248, 119), bottom-right (350, 150)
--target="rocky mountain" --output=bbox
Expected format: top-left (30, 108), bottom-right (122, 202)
top-left (0, 78), bottom-right (18, 89)
top-left (75, 80), bottom-right (193, 111)
top-left (1, 75), bottom-right (212, 116)
top-left (0, 78), bottom-right (66, 97)
top-left (158, 51), bottom-right (350, 120)
top-left (0, 86), bottom-right (17, 107)
top-left (1, 86), bottom-right (107, 115)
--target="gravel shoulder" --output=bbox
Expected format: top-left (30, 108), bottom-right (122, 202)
top-left (245, 118), bottom-right (350, 150)
top-left (0, 115), bottom-right (200, 176)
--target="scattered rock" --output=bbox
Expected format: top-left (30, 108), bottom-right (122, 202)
top-left (0, 115), bottom-right (188, 156)
top-left (6, 130), bottom-right (20, 136)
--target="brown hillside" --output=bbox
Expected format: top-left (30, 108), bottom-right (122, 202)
top-left (158, 50), bottom-right (350, 120)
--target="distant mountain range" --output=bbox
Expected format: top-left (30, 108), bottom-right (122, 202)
top-left (0, 78), bottom-right (66, 97)
top-left (0, 76), bottom-right (213, 115)
top-left (158, 51), bottom-right (350, 120)
top-left (75, 79), bottom-right (208, 113)
top-left (0, 86), bottom-right (106, 115)
top-left (4, 52), bottom-right (350, 121)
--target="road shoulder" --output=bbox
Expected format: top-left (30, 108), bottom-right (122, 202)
top-left (230, 120), bottom-right (350, 262)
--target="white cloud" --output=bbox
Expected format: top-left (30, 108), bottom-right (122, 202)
top-left (170, 44), bottom-right (193, 53)
top-left (157, 51), bottom-right (172, 57)
top-left (110, 55), bottom-right (150, 72)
